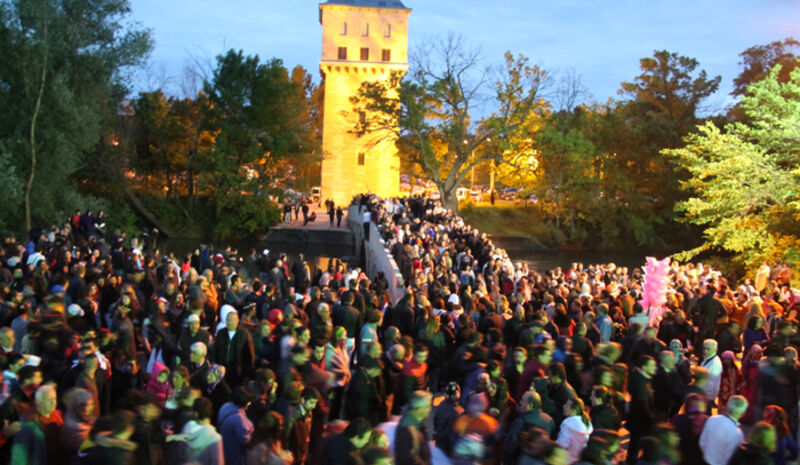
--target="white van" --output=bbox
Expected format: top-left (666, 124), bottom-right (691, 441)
top-left (310, 186), bottom-right (321, 205)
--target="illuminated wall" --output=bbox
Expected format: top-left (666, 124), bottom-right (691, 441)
top-left (319, 1), bottom-right (411, 205)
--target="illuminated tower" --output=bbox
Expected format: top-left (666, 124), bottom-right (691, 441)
top-left (319, 0), bottom-right (411, 205)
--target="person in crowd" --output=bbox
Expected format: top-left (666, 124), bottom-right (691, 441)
top-left (11, 384), bottom-right (63, 465)
top-left (762, 404), bottom-right (799, 465)
top-left (698, 339), bottom-right (722, 406)
top-left (60, 387), bottom-right (95, 461)
top-left (626, 355), bottom-right (656, 464)
top-left (557, 397), bottom-right (592, 463)
top-left (671, 393), bottom-right (709, 465)
top-left (178, 397), bottom-right (224, 465)
top-left (588, 386), bottom-right (619, 430)
top-left (727, 421), bottom-right (777, 465)
top-left (219, 386), bottom-right (255, 465)
top-left (699, 395), bottom-right (748, 465)
top-left (81, 410), bottom-right (137, 465)
top-left (320, 417), bottom-right (371, 465)
top-left (504, 390), bottom-right (554, 465)
top-left (247, 411), bottom-right (292, 465)
top-left (396, 390), bottom-right (433, 465)
top-left (214, 310), bottom-right (255, 388)
top-left (717, 350), bottom-right (741, 414)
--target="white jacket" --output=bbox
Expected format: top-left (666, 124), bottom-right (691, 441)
top-left (557, 415), bottom-right (593, 463)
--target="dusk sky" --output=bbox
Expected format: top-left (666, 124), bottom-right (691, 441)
top-left (128, 0), bottom-right (800, 110)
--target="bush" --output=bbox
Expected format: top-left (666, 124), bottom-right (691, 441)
top-left (213, 195), bottom-right (281, 240)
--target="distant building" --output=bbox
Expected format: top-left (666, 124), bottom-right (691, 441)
top-left (318, 0), bottom-right (411, 205)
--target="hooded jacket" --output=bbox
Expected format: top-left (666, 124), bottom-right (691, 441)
top-left (182, 420), bottom-right (224, 465)
top-left (145, 362), bottom-right (172, 406)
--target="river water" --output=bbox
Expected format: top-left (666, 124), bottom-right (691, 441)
top-left (489, 235), bottom-right (663, 272)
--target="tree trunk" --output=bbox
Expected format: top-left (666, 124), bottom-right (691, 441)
top-left (187, 156), bottom-right (194, 209)
top-left (165, 167), bottom-right (172, 197)
top-left (441, 189), bottom-right (458, 212)
top-left (122, 184), bottom-right (177, 237)
top-left (25, 13), bottom-right (48, 233)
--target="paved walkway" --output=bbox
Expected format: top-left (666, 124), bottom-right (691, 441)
top-left (273, 206), bottom-right (347, 231)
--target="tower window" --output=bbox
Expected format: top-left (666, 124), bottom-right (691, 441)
top-left (381, 49), bottom-right (391, 62)
top-left (384, 23), bottom-right (391, 38)
top-left (357, 152), bottom-right (365, 166)
top-left (340, 22), bottom-right (347, 35)
top-left (337, 47), bottom-right (347, 60)
top-left (360, 48), bottom-right (369, 61)
top-left (362, 23), bottom-right (369, 37)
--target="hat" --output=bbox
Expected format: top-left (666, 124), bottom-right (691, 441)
top-left (186, 314), bottom-right (200, 324)
top-left (67, 304), bottom-right (85, 317)
top-left (50, 284), bottom-right (65, 294)
top-left (219, 305), bottom-right (237, 324)
top-left (156, 297), bottom-right (168, 304)
top-left (448, 294), bottom-right (460, 306)
top-left (262, 249), bottom-right (270, 256)
top-left (268, 308), bottom-right (283, 326)
top-left (6, 257), bottom-right (19, 267)
top-left (131, 248), bottom-right (142, 256)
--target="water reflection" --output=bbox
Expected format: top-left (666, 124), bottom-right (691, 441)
top-left (490, 235), bottom-right (664, 272)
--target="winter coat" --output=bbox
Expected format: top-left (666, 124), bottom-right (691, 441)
top-left (556, 415), bottom-right (592, 464)
top-left (219, 403), bottom-right (254, 465)
top-left (145, 362), bottom-right (173, 406)
top-left (182, 420), bottom-right (224, 465)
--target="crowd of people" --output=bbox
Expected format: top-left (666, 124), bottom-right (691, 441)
top-left (0, 195), bottom-right (797, 465)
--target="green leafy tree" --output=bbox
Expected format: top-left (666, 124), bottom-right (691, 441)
top-left (663, 66), bottom-right (800, 271)
top-left (0, 143), bottom-right (23, 230)
top-left (131, 90), bottom-right (191, 195)
top-left (0, 0), bottom-right (151, 231)
top-left (199, 50), bottom-right (316, 236)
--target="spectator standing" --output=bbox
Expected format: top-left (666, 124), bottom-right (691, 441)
top-left (699, 395), bottom-right (748, 465)
top-left (219, 387), bottom-right (255, 465)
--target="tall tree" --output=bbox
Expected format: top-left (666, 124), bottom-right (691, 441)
top-left (199, 50), bottom-right (315, 237)
top-left (610, 50), bottom-right (721, 245)
top-left (352, 35), bottom-right (550, 210)
top-left (0, 0), bottom-right (152, 231)
top-left (732, 37), bottom-right (800, 96)
top-left (663, 66), bottom-right (800, 271)
top-left (619, 50), bottom-right (721, 142)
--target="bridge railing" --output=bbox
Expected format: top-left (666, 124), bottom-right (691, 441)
top-left (347, 205), bottom-right (404, 304)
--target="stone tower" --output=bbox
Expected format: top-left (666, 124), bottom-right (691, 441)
top-left (319, 0), bottom-right (411, 205)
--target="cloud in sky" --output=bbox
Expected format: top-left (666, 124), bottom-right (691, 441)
top-left (130, 0), bottom-right (800, 108)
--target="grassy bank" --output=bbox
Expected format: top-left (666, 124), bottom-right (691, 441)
top-left (458, 202), bottom-right (562, 248)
